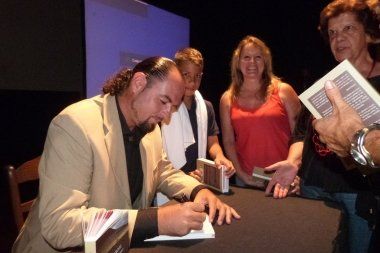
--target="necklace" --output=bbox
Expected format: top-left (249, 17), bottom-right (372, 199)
top-left (367, 60), bottom-right (376, 78)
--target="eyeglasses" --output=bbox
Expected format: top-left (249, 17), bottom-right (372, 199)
top-left (182, 72), bottom-right (203, 83)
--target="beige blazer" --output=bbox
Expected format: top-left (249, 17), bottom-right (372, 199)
top-left (12, 94), bottom-right (201, 253)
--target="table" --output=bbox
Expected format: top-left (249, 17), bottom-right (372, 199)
top-left (130, 186), bottom-right (341, 253)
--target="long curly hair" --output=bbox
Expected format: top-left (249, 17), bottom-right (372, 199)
top-left (102, 56), bottom-right (177, 95)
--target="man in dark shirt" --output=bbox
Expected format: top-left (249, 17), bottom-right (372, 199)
top-left (13, 57), bottom-right (240, 253)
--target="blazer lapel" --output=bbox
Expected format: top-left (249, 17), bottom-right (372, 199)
top-left (139, 127), bottom-right (158, 208)
top-left (103, 95), bottom-right (132, 206)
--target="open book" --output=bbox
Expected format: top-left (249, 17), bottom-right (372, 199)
top-left (299, 59), bottom-right (380, 125)
top-left (144, 215), bottom-right (215, 242)
top-left (197, 158), bottom-right (229, 193)
top-left (82, 209), bottom-right (129, 253)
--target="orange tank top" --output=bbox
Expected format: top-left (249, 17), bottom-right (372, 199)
top-left (230, 85), bottom-right (291, 175)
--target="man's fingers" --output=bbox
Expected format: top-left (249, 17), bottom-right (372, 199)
top-left (326, 143), bottom-right (349, 157)
top-left (206, 201), bottom-right (217, 222)
top-left (231, 207), bottom-right (241, 219)
top-left (216, 205), bottom-right (241, 225)
top-left (216, 204), bottom-right (226, 225)
top-left (189, 171), bottom-right (202, 182)
top-left (223, 206), bottom-right (232, 224)
top-left (188, 214), bottom-right (206, 230)
top-left (193, 169), bottom-right (203, 177)
top-left (324, 80), bottom-right (345, 108)
top-left (185, 201), bottom-right (206, 213)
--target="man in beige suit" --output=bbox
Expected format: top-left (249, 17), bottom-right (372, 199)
top-left (13, 57), bottom-right (240, 252)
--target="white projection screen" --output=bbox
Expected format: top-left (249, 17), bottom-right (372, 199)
top-left (84, 0), bottom-right (190, 97)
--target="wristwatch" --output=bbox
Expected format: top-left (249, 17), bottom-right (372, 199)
top-left (350, 123), bottom-right (380, 168)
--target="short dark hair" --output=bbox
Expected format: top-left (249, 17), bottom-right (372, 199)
top-left (102, 56), bottom-right (177, 95)
top-left (174, 47), bottom-right (204, 69)
top-left (319, 0), bottom-right (380, 42)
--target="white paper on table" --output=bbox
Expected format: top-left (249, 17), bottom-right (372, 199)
top-left (144, 215), bottom-right (215, 241)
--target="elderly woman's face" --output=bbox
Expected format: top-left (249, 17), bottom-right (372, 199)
top-left (327, 12), bottom-right (369, 63)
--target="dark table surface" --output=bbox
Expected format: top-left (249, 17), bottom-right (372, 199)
top-left (130, 186), bottom-right (341, 253)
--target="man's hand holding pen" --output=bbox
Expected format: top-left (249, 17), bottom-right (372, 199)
top-left (158, 189), bottom-right (240, 237)
top-left (157, 201), bottom-right (206, 236)
top-left (173, 193), bottom-right (213, 221)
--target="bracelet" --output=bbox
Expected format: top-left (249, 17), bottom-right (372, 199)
top-left (350, 123), bottom-right (380, 169)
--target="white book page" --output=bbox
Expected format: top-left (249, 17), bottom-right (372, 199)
top-left (144, 215), bottom-right (215, 242)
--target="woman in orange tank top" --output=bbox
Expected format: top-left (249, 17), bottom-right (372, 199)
top-left (220, 35), bottom-right (301, 196)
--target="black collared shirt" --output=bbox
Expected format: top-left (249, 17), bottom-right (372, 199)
top-left (116, 97), bottom-right (158, 245)
top-left (116, 99), bottom-right (144, 204)
top-left (115, 97), bottom-right (207, 246)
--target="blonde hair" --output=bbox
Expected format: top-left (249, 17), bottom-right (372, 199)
top-left (228, 35), bottom-right (278, 101)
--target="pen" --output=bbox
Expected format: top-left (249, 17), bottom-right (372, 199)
top-left (204, 204), bottom-right (210, 215)
top-left (173, 193), bottom-right (190, 203)
top-left (173, 193), bottom-right (211, 215)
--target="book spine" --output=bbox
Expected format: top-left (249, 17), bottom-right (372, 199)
top-left (252, 174), bottom-right (271, 181)
top-left (221, 166), bottom-right (229, 193)
top-left (223, 173), bottom-right (229, 193)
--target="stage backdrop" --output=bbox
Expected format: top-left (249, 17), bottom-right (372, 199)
top-left (84, 0), bottom-right (190, 97)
